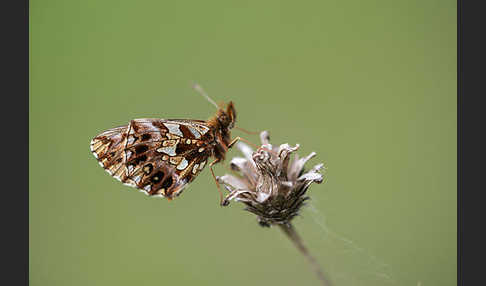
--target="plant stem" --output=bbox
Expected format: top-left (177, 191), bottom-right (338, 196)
top-left (279, 223), bottom-right (332, 286)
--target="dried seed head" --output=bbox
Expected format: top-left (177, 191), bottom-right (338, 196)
top-left (217, 131), bottom-right (326, 227)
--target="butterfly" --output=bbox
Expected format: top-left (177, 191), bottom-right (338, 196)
top-left (90, 85), bottom-right (241, 205)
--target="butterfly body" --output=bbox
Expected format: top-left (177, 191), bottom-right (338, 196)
top-left (90, 102), bottom-right (236, 200)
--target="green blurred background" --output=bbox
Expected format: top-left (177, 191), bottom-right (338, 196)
top-left (30, 1), bottom-right (456, 285)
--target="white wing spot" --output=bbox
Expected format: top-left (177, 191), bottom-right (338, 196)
top-left (133, 175), bottom-right (142, 184)
top-left (192, 164), bottom-right (199, 174)
top-left (156, 145), bottom-right (177, 156)
top-left (127, 135), bottom-right (136, 145)
top-left (188, 126), bottom-right (201, 139)
top-left (176, 159), bottom-right (189, 170)
top-left (199, 160), bottom-right (206, 170)
top-left (164, 123), bottom-right (183, 137)
top-left (127, 165), bottom-right (134, 174)
top-left (197, 125), bottom-right (210, 135)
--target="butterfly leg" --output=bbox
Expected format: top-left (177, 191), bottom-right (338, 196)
top-left (209, 158), bottom-right (229, 206)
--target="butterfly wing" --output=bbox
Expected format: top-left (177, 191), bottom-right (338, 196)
top-left (90, 119), bottom-right (213, 199)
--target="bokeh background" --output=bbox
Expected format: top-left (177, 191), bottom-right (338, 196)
top-left (30, 1), bottom-right (456, 285)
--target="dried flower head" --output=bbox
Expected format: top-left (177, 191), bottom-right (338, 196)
top-left (218, 131), bottom-right (331, 286)
top-left (217, 131), bottom-right (326, 226)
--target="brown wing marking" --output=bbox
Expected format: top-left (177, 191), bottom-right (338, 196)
top-left (90, 125), bottom-right (128, 179)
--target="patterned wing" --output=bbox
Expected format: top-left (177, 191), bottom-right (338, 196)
top-left (90, 119), bottom-right (213, 199)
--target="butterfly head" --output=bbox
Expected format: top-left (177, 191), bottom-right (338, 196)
top-left (218, 101), bottom-right (236, 130)
top-left (206, 101), bottom-right (237, 159)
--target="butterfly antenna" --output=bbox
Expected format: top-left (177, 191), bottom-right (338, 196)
top-left (234, 126), bottom-right (259, 135)
top-left (192, 83), bottom-right (218, 109)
